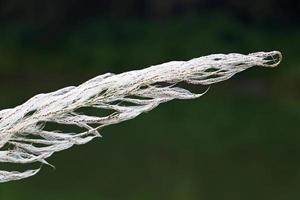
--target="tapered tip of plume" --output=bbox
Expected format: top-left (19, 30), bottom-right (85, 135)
top-left (250, 51), bottom-right (282, 68)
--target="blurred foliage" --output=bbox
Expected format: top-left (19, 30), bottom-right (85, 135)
top-left (0, 0), bottom-right (299, 25)
top-left (0, 2), bottom-right (300, 200)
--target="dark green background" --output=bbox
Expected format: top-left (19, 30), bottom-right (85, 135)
top-left (0, 1), bottom-right (300, 199)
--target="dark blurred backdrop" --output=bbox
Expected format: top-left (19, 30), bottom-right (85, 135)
top-left (0, 1), bottom-right (300, 200)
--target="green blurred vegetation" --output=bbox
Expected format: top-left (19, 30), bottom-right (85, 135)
top-left (0, 11), bottom-right (300, 200)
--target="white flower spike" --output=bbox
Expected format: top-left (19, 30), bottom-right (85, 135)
top-left (0, 51), bottom-right (282, 183)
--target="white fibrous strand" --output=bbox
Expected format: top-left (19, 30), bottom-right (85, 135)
top-left (0, 51), bottom-right (282, 183)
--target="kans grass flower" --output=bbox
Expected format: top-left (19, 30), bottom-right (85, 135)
top-left (0, 51), bottom-right (282, 183)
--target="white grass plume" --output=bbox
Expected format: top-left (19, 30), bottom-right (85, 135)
top-left (0, 51), bottom-right (282, 183)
